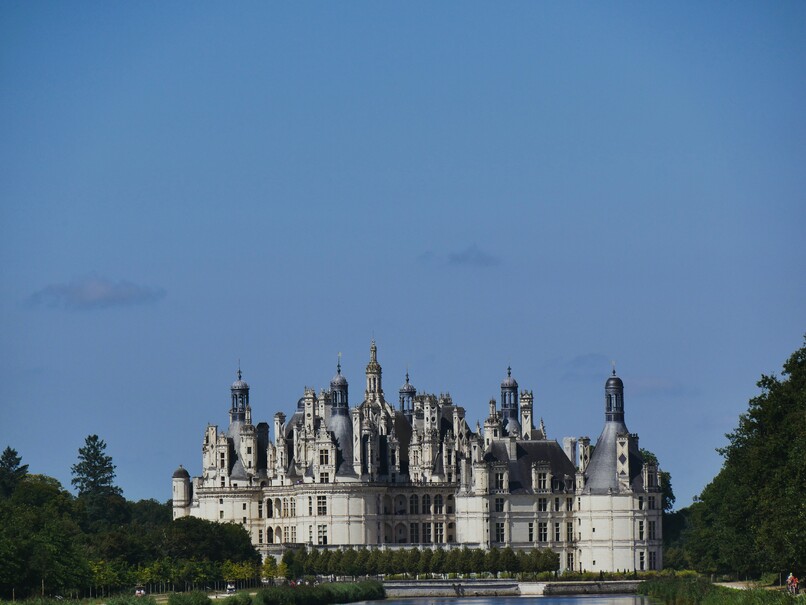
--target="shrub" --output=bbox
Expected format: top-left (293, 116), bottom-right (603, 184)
top-left (168, 591), bottom-right (212, 605)
top-left (108, 597), bottom-right (158, 605)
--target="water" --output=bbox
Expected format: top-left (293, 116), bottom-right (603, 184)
top-left (378, 597), bottom-right (649, 605)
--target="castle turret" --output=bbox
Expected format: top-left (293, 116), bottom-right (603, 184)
top-left (605, 369), bottom-right (624, 422)
top-left (365, 340), bottom-right (383, 399)
top-left (500, 366), bottom-right (520, 434)
top-left (172, 465), bottom-right (191, 518)
top-left (230, 368), bottom-right (249, 424)
top-left (328, 357), bottom-right (352, 473)
top-left (399, 371), bottom-right (416, 424)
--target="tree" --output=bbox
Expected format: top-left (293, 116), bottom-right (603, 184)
top-left (0, 475), bottom-right (90, 598)
top-left (262, 556), bottom-right (278, 581)
top-left (164, 517), bottom-right (258, 564)
top-left (682, 337), bottom-right (806, 576)
top-left (71, 435), bottom-right (121, 497)
top-left (0, 447), bottom-right (29, 498)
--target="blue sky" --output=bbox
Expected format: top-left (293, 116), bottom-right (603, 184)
top-left (1, 2), bottom-right (804, 508)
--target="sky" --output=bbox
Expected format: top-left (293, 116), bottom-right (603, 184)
top-left (1, 2), bottom-right (804, 509)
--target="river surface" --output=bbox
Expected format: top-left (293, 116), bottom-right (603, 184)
top-left (370, 596), bottom-right (648, 605)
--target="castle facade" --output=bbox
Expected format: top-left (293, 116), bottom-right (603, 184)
top-left (172, 342), bottom-right (663, 572)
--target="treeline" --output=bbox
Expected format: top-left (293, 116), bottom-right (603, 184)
top-left (0, 437), bottom-right (259, 599)
top-left (276, 545), bottom-right (559, 579)
top-left (663, 338), bottom-right (806, 578)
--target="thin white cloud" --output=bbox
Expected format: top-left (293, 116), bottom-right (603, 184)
top-left (447, 244), bottom-right (501, 267)
top-left (28, 275), bottom-right (166, 310)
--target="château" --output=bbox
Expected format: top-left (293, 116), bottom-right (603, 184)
top-left (172, 341), bottom-right (663, 572)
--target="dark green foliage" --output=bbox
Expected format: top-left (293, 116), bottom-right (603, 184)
top-left (164, 517), bottom-right (259, 564)
top-left (0, 446), bottom-right (258, 599)
top-left (639, 575), bottom-right (799, 605)
top-left (255, 580), bottom-right (384, 605)
top-left (679, 339), bottom-right (806, 576)
top-left (0, 446), bottom-right (29, 498)
top-left (0, 475), bottom-right (90, 597)
top-left (71, 435), bottom-right (121, 497)
top-left (167, 591), bottom-right (212, 605)
top-left (220, 592), bottom-right (252, 605)
top-left (107, 595), bottom-right (158, 605)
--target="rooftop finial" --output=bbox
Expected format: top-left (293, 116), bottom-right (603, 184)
top-left (237, 359), bottom-right (242, 381)
top-left (337, 351), bottom-right (342, 374)
top-left (611, 360), bottom-right (616, 376)
top-left (507, 365), bottom-right (512, 377)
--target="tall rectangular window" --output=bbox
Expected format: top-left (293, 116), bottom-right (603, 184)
top-left (638, 496), bottom-right (644, 510)
top-left (566, 497), bottom-right (573, 511)
top-left (528, 522), bottom-right (534, 542)
top-left (554, 523), bottom-right (561, 542)
top-left (319, 472), bottom-right (329, 484)
top-left (495, 473), bottom-right (505, 490)
top-left (649, 520), bottom-right (656, 540)
top-left (290, 498), bottom-right (296, 517)
top-left (317, 495), bottom-right (327, 516)
top-left (639, 520), bottom-right (645, 540)
top-left (308, 497), bottom-right (313, 516)
top-left (495, 497), bottom-right (505, 512)
top-left (495, 522), bottom-right (505, 543)
top-left (319, 449), bottom-right (329, 465)
top-left (538, 498), bottom-right (547, 512)
top-left (435, 522), bottom-right (444, 543)
top-left (423, 523), bottom-right (432, 543)
top-left (317, 525), bottom-right (328, 545)
top-left (538, 522), bottom-right (547, 542)
top-left (567, 522), bottom-right (574, 542)
top-left (537, 473), bottom-right (547, 490)
top-left (410, 523), bottom-right (419, 543)
top-left (639, 551), bottom-right (645, 571)
top-left (290, 526), bottom-right (296, 542)
top-left (567, 553), bottom-right (574, 571)
top-left (649, 496), bottom-right (656, 510)
top-left (258, 502), bottom-right (263, 519)
top-left (649, 551), bottom-right (657, 570)
top-left (258, 529), bottom-right (263, 544)
top-left (554, 498), bottom-right (560, 511)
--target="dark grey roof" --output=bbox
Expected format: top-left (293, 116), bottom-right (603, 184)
top-left (327, 413), bottom-right (353, 474)
top-left (584, 420), bottom-right (644, 493)
top-left (483, 440), bottom-right (576, 493)
top-left (501, 366), bottom-right (518, 389)
top-left (606, 374), bottom-right (624, 389)
top-left (330, 369), bottom-right (347, 388)
top-left (173, 465), bottom-right (190, 479)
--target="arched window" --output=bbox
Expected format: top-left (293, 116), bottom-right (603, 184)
top-left (434, 495), bottom-right (443, 514)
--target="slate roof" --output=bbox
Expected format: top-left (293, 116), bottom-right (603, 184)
top-left (584, 420), bottom-right (644, 493)
top-left (483, 440), bottom-right (576, 493)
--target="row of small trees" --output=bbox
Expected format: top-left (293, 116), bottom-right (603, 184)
top-left (274, 546), bottom-right (560, 580)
